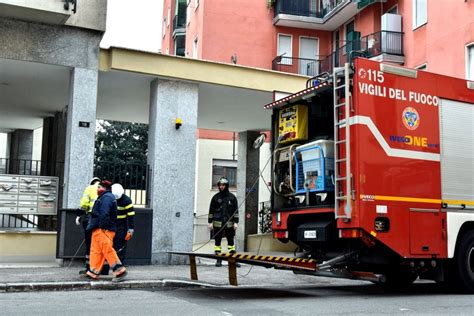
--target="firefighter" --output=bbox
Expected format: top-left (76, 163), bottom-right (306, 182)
top-left (84, 180), bottom-right (127, 281)
top-left (76, 177), bottom-right (101, 274)
top-left (111, 183), bottom-right (135, 264)
top-left (100, 183), bottom-right (135, 275)
top-left (208, 177), bottom-right (239, 267)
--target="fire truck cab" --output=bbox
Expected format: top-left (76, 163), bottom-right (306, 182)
top-left (266, 58), bottom-right (474, 292)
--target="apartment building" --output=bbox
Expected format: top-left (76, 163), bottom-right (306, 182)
top-left (162, 0), bottom-right (474, 80)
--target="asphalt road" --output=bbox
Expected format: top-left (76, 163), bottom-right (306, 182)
top-left (1, 282), bottom-right (473, 315)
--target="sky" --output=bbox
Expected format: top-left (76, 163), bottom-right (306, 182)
top-left (100, 0), bottom-right (163, 53)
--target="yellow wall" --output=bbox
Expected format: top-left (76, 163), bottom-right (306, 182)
top-left (0, 231), bottom-right (56, 262)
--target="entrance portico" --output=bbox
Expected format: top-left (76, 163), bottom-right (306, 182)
top-left (0, 46), bottom-right (308, 263)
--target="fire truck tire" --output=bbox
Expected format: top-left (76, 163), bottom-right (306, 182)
top-left (454, 230), bottom-right (474, 293)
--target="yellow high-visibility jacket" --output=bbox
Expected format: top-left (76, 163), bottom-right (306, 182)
top-left (80, 183), bottom-right (99, 213)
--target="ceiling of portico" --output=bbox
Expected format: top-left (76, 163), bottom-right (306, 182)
top-left (97, 69), bottom-right (273, 132)
top-left (0, 48), bottom-right (309, 134)
top-left (0, 58), bottom-right (70, 132)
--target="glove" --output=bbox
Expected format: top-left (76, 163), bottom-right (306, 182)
top-left (75, 216), bottom-right (81, 226)
top-left (125, 229), bottom-right (134, 241)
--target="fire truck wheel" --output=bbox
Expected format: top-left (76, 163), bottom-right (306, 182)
top-left (454, 230), bottom-right (474, 293)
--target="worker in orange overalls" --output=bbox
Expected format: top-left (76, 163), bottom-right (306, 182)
top-left (83, 180), bottom-right (127, 282)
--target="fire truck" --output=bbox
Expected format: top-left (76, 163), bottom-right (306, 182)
top-left (264, 58), bottom-right (474, 292)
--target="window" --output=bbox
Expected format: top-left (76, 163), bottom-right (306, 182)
top-left (174, 34), bottom-right (185, 56)
top-left (467, 44), bottom-right (474, 80)
top-left (387, 5), bottom-right (398, 14)
top-left (277, 34), bottom-right (292, 58)
top-left (333, 30), bottom-right (340, 66)
top-left (413, 0), bottom-right (427, 29)
top-left (162, 19), bottom-right (166, 38)
top-left (212, 159), bottom-right (237, 190)
top-left (415, 63), bottom-right (427, 71)
top-left (344, 20), bottom-right (360, 55)
top-left (193, 37), bottom-right (198, 59)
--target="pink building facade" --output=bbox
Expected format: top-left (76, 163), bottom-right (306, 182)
top-left (162, 0), bottom-right (474, 80)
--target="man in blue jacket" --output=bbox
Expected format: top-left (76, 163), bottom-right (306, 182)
top-left (84, 180), bottom-right (127, 282)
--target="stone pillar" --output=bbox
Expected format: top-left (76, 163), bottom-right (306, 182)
top-left (148, 79), bottom-right (198, 264)
top-left (41, 112), bottom-right (67, 206)
top-left (236, 131), bottom-right (261, 251)
top-left (62, 68), bottom-right (97, 208)
top-left (8, 129), bottom-right (33, 174)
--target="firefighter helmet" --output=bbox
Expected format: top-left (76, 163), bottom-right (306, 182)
top-left (111, 183), bottom-right (124, 200)
top-left (90, 177), bottom-right (101, 185)
top-left (217, 177), bottom-right (229, 185)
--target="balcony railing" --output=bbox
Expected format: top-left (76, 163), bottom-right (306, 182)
top-left (274, 0), bottom-right (345, 19)
top-left (272, 56), bottom-right (323, 76)
top-left (320, 30), bottom-right (404, 73)
top-left (173, 14), bottom-right (186, 31)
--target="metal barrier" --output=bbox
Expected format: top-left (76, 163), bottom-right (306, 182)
top-left (272, 56), bottom-right (322, 76)
top-left (56, 208), bottom-right (153, 265)
top-left (274, 0), bottom-right (345, 19)
top-left (0, 214), bottom-right (57, 231)
top-left (94, 161), bottom-right (151, 207)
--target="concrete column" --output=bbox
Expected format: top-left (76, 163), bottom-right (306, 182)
top-left (148, 79), bottom-right (198, 265)
top-left (8, 129), bottom-right (33, 174)
top-left (62, 68), bottom-right (97, 208)
top-left (236, 131), bottom-right (261, 251)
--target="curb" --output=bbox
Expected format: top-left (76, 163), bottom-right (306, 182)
top-left (0, 279), bottom-right (217, 293)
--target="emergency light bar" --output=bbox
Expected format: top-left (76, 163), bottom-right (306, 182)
top-left (380, 63), bottom-right (418, 79)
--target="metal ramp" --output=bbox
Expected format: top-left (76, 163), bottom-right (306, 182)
top-left (170, 251), bottom-right (383, 286)
top-left (171, 251), bottom-right (318, 286)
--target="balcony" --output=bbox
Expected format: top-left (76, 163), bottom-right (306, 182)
top-left (320, 31), bottom-right (404, 73)
top-left (172, 14), bottom-right (186, 38)
top-left (272, 56), bottom-right (323, 76)
top-left (0, 0), bottom-right (74, 25)
top-left (273, 0), bottom-right (386, 31)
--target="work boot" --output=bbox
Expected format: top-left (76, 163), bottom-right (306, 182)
top-left (101, 264), bottom-right (110, 275)
top-left (215, 259), bottom-right (222, 267)
top-left (78, 264), bottom-right (90, 275)
top-left (81, 270), bottom-right (99, 281)
top-left (112, 269), bottom-right (128, 283)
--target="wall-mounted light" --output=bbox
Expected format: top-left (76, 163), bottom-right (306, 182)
top-left (175, 118), bottom-right (182, 129)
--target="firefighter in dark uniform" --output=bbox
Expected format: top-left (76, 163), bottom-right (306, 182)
top-left (111, 183), bottom-right (135, 264)
top-left (208, 177), bottom-right (239, 267)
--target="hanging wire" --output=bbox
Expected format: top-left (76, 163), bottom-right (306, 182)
top-left (193, 134), bottom-right (290, 278)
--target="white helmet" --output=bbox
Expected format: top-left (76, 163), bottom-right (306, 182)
top-left (111, 183), bottom-right (124, 200)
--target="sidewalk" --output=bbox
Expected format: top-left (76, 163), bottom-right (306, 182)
top-left (0, 256), bottom-right (365, 293)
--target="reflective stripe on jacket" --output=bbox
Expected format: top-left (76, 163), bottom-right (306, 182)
top-left (116, 194), bottom-right (135, 229)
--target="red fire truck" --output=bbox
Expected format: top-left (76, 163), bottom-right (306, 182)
top-left (265, 58), bottom-right (474, 291)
